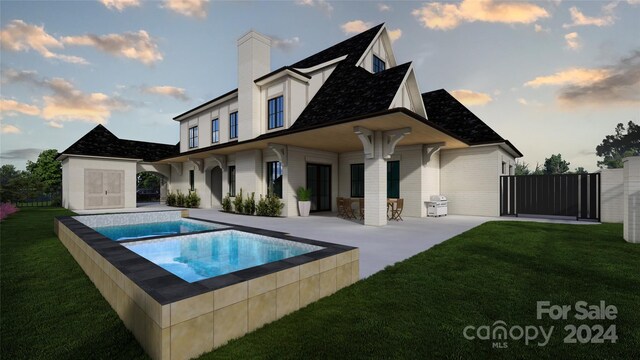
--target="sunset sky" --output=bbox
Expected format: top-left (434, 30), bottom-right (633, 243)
top-left (1, 0), bottom-right (638, 171)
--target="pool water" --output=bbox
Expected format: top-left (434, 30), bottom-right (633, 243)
top-left (95, 219), bottom-right (222, 241)
top-left (123, 230), bottom-right (324, 282)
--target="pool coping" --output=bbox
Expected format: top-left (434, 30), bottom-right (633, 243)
top-left (55, 213), bottom-right (356, 305)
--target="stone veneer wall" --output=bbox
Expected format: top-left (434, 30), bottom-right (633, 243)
top-left (55, 218), bottom-right (359, 360)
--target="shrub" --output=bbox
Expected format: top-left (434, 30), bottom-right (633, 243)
top-left (186, 190), bottom-right (200, 208)
top-left (221, 194), bottom-right (232, 212)
top-left (176, 190), bottom-right (186, 207)
top-left (265, 192), bottom-right (284, 217)
top-left (232, 188), bottom-right (244, 214)
top-left (0, 203), bottom-right (19, 221)
top-left (256, 195), bottom-right (269, 216)
top-left (296, 186), bottom-right (312, 201)
top-left (166, 191), bottom-right (177, 206)
top-left (243, 192), bottom-right (256, 215)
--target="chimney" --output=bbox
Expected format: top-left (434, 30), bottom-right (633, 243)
top-left (237, 30), bottom-right (271, 142)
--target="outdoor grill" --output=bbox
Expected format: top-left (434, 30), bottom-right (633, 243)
top-left (426, 195), bottom-right (448, 217)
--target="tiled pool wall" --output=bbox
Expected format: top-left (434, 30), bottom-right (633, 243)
top-left (54, 212), bottom-right (359, 360)
top-left (73, 209), bottom-right (189, 228)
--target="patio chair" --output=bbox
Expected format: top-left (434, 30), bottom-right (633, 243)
top-left (336, 197), bottom-right (346, 218)
top-left (359, 198), bottom-right (365, 220)
top-left (390, 198), bottom-right (404, 221)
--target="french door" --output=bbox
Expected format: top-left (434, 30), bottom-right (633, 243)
top-left (306, 164), bottom-right (331, 212)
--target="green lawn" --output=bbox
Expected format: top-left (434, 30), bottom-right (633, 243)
top-left (2, 208), bottom-right (639, 359)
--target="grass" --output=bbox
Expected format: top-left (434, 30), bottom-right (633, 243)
top-left (2, 208), bottom-right (639, 359)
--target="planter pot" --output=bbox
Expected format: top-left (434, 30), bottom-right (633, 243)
top-left (298, 201), bottom-right (311, 217)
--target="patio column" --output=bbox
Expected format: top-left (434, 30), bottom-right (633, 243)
top-left (364, 130), bottom-right (388, 226)
top-left (354, 126), bottom-right (411, 226)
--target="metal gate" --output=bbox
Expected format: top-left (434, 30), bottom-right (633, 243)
top-left (500, 173), bottom-right (600, 221)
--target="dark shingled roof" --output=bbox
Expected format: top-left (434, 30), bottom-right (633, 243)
top-left (291, 24), bottom-right (383, 69)
top-left (57, 124), bottom-right (179, 162)
top-left (421, 89), bottom-right (504, 144)
top-left (290, 62), bottom-right (411, 130)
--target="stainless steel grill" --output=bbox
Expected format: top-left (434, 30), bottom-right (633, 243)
top-left (426, 195), bottom-right (448, 217)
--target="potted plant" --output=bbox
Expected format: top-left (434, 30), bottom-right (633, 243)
top-left (296, 186), bottom-right (312, 217)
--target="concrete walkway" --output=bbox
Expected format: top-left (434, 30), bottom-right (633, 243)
top-left (190, 210), bottom-right (492, 278)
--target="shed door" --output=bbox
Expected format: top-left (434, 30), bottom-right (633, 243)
top-left (84, 169), bottom-right (124, 209)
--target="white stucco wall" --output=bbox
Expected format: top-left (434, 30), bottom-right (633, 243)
top-left (179, 98), bottom-right (238, 153)
top-left (440, 145), bottom-right (513, 217)
top-left (599, 168), bottom-right (624, 223)
top-left (62, 156), bottom-right (137, 210)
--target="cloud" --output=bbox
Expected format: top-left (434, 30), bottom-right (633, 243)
top-left (378, 3), bottom-right (391, 12)
top-left (387, 28), bottom-right (402, 43)
top-left (162, 0), bottom-right (209, 18)
top-left (0, 148), bottom-right (42, 160)
top-left (0, 124), bottom-right (21, 134)
top-left (524, 68), bottom-right (610, 87)
top-left (271, 36), bottom-right (301, 52)
top-left (563, 3), bottom-right (616, 28)
top-left (564, 32), bottom-right (580, 50)
top-left (0, 20), bottom-right (87, 64)
top-left (451, 89), bottom-right (493, 106)
top-left (0, 99), bottom-right (40, 117)
top-left (412, 0), bottom-right (550, 30)
top-left (142, 85), bottom-right (189, 101)
top-left (3, 68), bottom-right (127, 124)
top-left (101, 0), bottom-right (141, 11)
top-left (517, 98), bottom-right (528, 105)
top-left (525, 50), bottom-right (640, 107)
top-left (295, 0), bottom-right (333, 15)
top-left (48, 121), bottom-right (63, 128)
top-left (534, 24), bottom-right (550, 33)
top-left (62, 30), bottom-right (162, 65)
top-left (341, 20), bottom-right (373, 34)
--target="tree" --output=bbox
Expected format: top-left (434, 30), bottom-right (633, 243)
top-left (0, 164), bottom-right (21, 186)
top-left (137, 172), bottom-right (162, 190)
top-left (596, 121), bottom-right (640, 169)
top-left (514, 161), bottom-right (530, 175)
top-left (26, 149), bottom-right (61, 189)
top-left (543, 154), bottom-right (570, 174)
top-left (574, 167), bottom-right (588, 174)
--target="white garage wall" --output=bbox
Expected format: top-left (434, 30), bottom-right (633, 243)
top-left (600, 168), bottom-right (624, 223)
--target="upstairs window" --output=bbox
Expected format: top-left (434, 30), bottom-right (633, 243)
top-left (268, 96), bottom-right (284, 130)
top-left (266, 161), bottom-right (283, 198)
top-left (188, 126), bottom-right (198, 148)
top-left (373, 55), bottom-right (386, 74)
top-left (211, 118), bottom-right (219, 143)
top-left (229, 112), bottom-right (238, 139)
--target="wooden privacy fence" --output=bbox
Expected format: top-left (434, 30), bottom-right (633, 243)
top-left (500, 173), bottom-right (600, 221)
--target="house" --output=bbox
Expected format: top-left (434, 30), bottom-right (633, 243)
top-left (57, 24), bottom-right (522, 226)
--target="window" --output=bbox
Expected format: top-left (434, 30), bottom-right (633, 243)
top-left (502, 161), bottom-right (507, 175)
top-left (228, 166), bottom-right (236, 196)
top-left (189, 170), bottom-right (195, 191)
top-left (350, 163), bottom-right (364, 198)
top-left (188, 126), bottom-right (198, 148)
top-left (229, 112), bottom-right (238, 139)
top-left (387, 161), bottom-right (400, 199)
top-left (211, 118), bottom-right (219, 143)
top-left (268, 96), bottom-right (284, 129)
top-left (372, 55), bottom-right (386, 74)
top-left (266, 161), bottom-right (283, 198)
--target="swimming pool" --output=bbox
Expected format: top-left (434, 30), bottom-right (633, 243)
top-left (95, 219), bottom-right (223, 241)
top-left (124, 230), bottom-right (324, 282)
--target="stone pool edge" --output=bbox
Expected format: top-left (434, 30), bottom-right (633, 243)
top-left (54, 211), bottom-right (359, 360)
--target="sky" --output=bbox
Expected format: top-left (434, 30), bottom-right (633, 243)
top-left (0, 0), bottom-right (638, 171)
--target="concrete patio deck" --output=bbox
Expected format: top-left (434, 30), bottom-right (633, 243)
top-left (75, 203), bottom-right (600, 278)
top-left (189, 209), bottom-right (491, 278)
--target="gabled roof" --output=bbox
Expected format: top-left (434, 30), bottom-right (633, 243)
top-left (421, 89), bottom-right (504, 144)
top-left (56, 124), bottom-right (179, 162)
top-left (291, 62), bottom-right (411, 130)
top-left (291, 24), bottom-right (384, 69)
